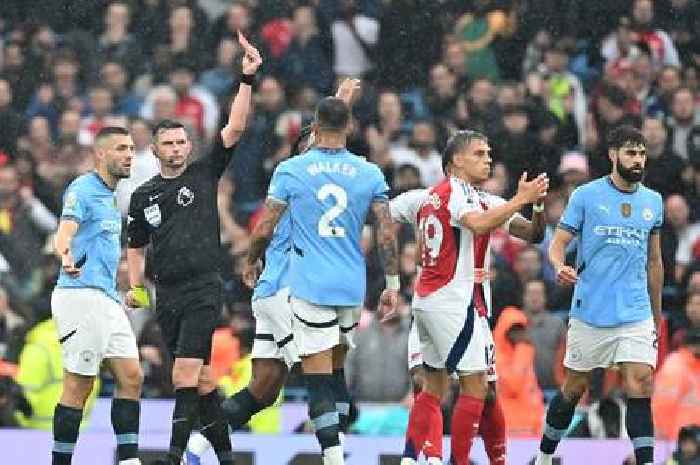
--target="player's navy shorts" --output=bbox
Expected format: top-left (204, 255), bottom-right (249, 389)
top-left (155, 274), bottom-right (222, 362)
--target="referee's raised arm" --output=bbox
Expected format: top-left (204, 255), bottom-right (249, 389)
top-left (220, 31), bottom-right (263, 148)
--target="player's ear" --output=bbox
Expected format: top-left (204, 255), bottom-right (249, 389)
top-left (608, 147), bottom-right (617, 164)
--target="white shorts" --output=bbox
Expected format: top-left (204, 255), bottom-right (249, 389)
top-left (414, 308), bottom-right (495, 378)
top-left (251, 288), bottom-right (299, 368)
top-left (52, 288), bottom-right (139, 376)
top-left (407, 317), bottom-right (423, 371)
top-left (290, 297), bottom-right (360, 357)
top-left (564, 317), bottom-right (657, 371)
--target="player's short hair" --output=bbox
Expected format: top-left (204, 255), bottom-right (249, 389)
top-left (442, 129), bottom-right (487, 173)
top-left (152, 119), bottom-right (187, 140)
top-left (607, 125), bottom-right (646, 150)
top-left (314, 97), bottom-right (350, 132)
top-left (95, 126), bottom-right (130, 145)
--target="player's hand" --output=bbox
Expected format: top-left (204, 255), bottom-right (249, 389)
top-left (238, 30), bottom-right (262, 75)
top-left (555, 264), bottom-right (578, 286)
top-left (61, 251), bottom-right (81, 278)
top-left (377, 289), bottom-right (399, 322)
top-left (242, 259), bottom-right (263, 289)
top-left (335, 78), bottom-right (361, 106)
top-left (516, 172), bottom-right (549, 204)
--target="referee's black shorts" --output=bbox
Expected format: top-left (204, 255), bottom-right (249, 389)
top-left (155, 274), bottom-right (222, 363)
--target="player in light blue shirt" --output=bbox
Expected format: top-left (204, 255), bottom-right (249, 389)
top-left (51, 127), bottom-right (144, 465)
top-left (241, 95), bottom-right (399, 465)
top-left (536, 126), bottom-right (664, 465)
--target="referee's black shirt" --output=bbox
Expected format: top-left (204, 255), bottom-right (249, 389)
top-left (127, 136), bottom-right (234, 285)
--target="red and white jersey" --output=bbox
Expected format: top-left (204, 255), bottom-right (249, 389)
top-left (412, 177), bottom-right (518, 315)
top-left (389, 188), bottom-right (428, 225)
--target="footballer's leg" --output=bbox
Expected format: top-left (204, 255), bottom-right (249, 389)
top-left (478, 381), bottom-right (506, 465)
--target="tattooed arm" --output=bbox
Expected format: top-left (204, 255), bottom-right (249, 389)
top-left (372, 200), bottom-right (400, 319)
top-left (242, 199), bottom-right (287, 288)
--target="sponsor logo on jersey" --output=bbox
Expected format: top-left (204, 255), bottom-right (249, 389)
top-left (177, 186), bottom-right (194, 207)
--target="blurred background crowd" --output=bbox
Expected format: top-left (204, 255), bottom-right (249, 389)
top-left (0, 0), bottom-right (699, 461)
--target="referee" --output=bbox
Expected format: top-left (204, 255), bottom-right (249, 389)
top-left (126, 32), bottom-right (262, 465)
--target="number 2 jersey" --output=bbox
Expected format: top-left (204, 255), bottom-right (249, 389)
top-left (267, 147), bottom-right (389, 307)
top-left (395, 177), bottom-right (519, 315)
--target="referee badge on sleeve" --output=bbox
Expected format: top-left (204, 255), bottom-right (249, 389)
top-left (144, 204), bottom-right (161, 227)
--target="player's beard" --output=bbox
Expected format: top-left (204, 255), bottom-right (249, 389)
top-left (616, 159), bottom-right (644, 183)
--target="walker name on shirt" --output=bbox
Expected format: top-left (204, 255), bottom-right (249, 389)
top-left (306, 161), bottom-right (358, 178)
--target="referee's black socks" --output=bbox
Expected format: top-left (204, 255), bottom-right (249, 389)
top-left (199, 390), bottom-right (234, 465)
top-left (539, 391), bottom-right (578, 454)
top-left (168, 387), bottom-right (199, 464)
top-left (331, 368), bottom-right (351, 432)
top-left (222, 387), bottom-right (264, 430)
top-left (626, 397), bottom-right (654, 465)
top-left (111, 398), bottom-right (140, 462)
top-left (306, 374), bottom-right (341, 451)
top-left (52, 403), bottom-right (83, 465)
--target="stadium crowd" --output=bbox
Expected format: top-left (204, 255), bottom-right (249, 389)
top-left (0, 0), bottom-right (699, 458)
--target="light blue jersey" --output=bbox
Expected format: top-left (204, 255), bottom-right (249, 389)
top-left (559, 177), bottom-right (663, 327)
top-left (268, 147), bottom-right (389, 306)
top-left (253, 212), bottom-right (291, 301)
top-left (56, 172), bottom-right (122, 302)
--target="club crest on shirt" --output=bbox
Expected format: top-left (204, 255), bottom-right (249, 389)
top-left (621, 202), bottom-right (632, 218)
top-left (642, 207), bottom-right (654, 221)
top-left (177, 186), bottom-right (194, 207)
top-left (144, 204), bottom-right (161, 227)
top-left (429, 192), bottom-right (441, 209)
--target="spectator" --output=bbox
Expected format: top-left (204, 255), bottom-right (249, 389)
top-left (2, 41), bottom-right (36, 112)
top-left (0, 78), bottom-right (22, 156)
top-left (647, 65), bottom-right (683, 118)
top-left (630, 0), bottom-right (681, 70)
top-left (667, 87), bottom-right (700, 160)
top-left (141, 84), bottom-right (178, 125)
top-left (642, 115), bottom-right (688, 196)
top-left (167, 61), bottom-right (219, 142)
top-left (114, 118), bottom-right (159, 216)
top-left (672, 291), bottom-right (700, 350)
top-left (99, 60), bottom-right (142, 118)
top-left (331, 0), bottom-right (379, 78)
top-left (464, 77), bottom-right (501, 137)
top-left (665, 194), bottom-right (700, 282)
top-left (346, 306), bottom-right (411, 402)
top-left (493, 305), bottom-right (544, 437)
top-left (653, 327), bottom-right (700, 440)
top-left (0, 285), bottom-right (26, 363)
top-left (389, 120), bottom-right (443, 187)
top-left (277, 5), bottom-right (333, 95)
top-left (199, 38), bottom-right (239, 102)
top-left (78, 86), bottom-right (115, 146)
top-left (365, 90), bottom-right (404, 168)
top-left (0, 163), bottom-right (57, 292)
top-left (96, 1), bottom-right (144, 78)
top-left (521, 279), bottom-right (566, 390)
top-left (494, 104), bottom-right (538, 194)
top-left (165, 5), bottom-right (208, 73)
top-left (424, 63), bottom-right (460, 124)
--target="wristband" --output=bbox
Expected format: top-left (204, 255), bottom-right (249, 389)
top-left (240, 73), bottom-right (255, 86)
top-left (131, 285), bottom-right (151, 308)
top-left (386, 275), bottom-right (400, 291)
top-left (532, 203), bottom-right (545, 213)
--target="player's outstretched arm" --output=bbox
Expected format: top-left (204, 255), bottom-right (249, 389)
top-left (220, 31), bottom-right (263, 148)
top-left (243, 199), bottom-right (287, 288)
top-left (549, 227), bottom-right (578, 286)
top-left (461, 172), bottom-right (548, 235)
top-left (55, 219), bottom-right (81, 277)
top-left (372, 200), bottom-right (400, 320)
top-left (647, 232), bottom-right (664, 331)
top-left (507, 200), bottom-right (546, 243)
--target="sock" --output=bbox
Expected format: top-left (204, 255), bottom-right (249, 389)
top-left (111, 398), bottom-right (140, 461)
top-left (52, 404), bottom-right (83, 465)
top-left (479, 396), bottom-right (506, 465)
top-left (222, 387), bottom-right (264, 431)
top-left (168, 387), bottom-right (199, 464)
top-left (332, 369), bottom-right (352, 432)
top-left (403, 391), bottom-right (443, 460)
top-left (306, 374), bottom-right (341, 452)
top-left (626, 398), bottom-right (654, 465)
top-left (539, 391), bottom-right (577, 454)
top-left (450, 394), bottom-right (485, 465)
top-left (199, 390), bottom-right (234, 465)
